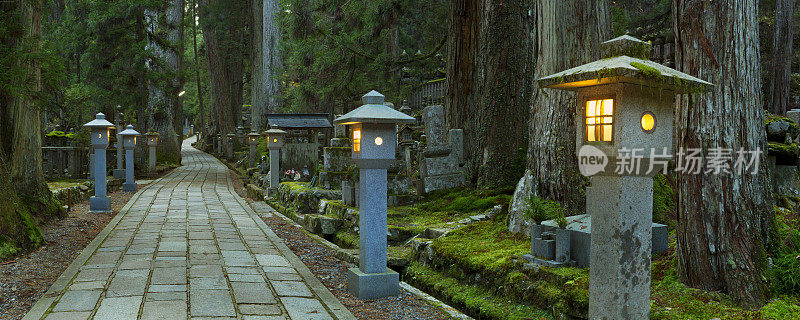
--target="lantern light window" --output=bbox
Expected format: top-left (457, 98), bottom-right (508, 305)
top-left (641, 112), bottom-right (656, 133)
top-left (586, 99), bottom-right (614, 142)
top-left (353, 129), bottom-right (361, 152)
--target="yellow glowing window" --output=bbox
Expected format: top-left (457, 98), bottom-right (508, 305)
top-left (585, 99), bottom-right (614, 142)
top-left (353, 129), bottom-right (361, 152)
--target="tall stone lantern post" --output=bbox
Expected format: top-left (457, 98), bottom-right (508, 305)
top-left (226, 133), bottom-right (235, 160)
top-left (334, 90), bottom-right (416, 299)
top-left (118, 125), bottom-right (140, 192)
top-left (113, 108), bottom-right (125, 179)
top-left (247, 132), bottom-right (260, 168)
top-left (537, 35), bottom-right (712, 320)
top-left (83, 113), bottom-right (115, 213)
top-left (145, 132), bottom-right (159, 173)
top-left (264, 128), bottom-right (286, 196)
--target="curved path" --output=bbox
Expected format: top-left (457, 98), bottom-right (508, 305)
top-left (25, 137), bottom-right (354, 320)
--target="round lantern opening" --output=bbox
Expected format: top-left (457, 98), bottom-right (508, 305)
top-left (273, 138), bottom-right (277, 143)
top-left (641, 112), bottom-right (656, 133)
top-left (375, 137), bottom-right (383, 146)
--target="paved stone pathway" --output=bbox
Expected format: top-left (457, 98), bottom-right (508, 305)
top-left (25, 137), bottom-right (354, 320)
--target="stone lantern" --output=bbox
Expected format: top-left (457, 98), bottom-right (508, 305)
top-left (226, 133), bottom-right (235, 159)
top-left (118, 125), bottom-right (140, 192)
top-left (264, 128), bottom-right (286, 196)
top-left (216, 134), bottom-right (222, 155)
top-left (145, 132), bottom-right (159, 173)
top-left (247, 132), bottom-right (260, 168)
top-left (537, 35), bottom-right (712, 320)
top-left (334, 90), bottom-right (416, 299)
top-left (83, 113), bottom-right (115, 213)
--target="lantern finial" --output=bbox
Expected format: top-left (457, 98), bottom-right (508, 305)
top-left (362, 90), bottom-right (385, 105)
top-left (600, 35), bottom-right (652, 59)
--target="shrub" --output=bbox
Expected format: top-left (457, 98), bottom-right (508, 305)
top-left (772, 253), bottom-right (800, 295)
top-left (522, 195), bottom-right (563, 224)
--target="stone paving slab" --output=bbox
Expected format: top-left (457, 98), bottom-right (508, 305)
top-left (24, 137), bottom-right (355, 320)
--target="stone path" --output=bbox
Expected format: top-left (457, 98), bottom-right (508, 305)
top-left (25, 137), bottom-right (354, 320)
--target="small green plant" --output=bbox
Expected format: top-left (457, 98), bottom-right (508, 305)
top-left (772, 252), bottom-right (800, 295)
top-left (555, 210), bottom-right (568, 229)
top-left (522, 194), bottom-right (564, 224)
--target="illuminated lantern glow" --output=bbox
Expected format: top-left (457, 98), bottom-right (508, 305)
top-left (641, 112), bottom-right (655, 133)
top-left (353, 129), bottom-right (362, 152)
top-left (585, 99), bottom-right (614, 142)
top-left (374, 136), bottom-right (383, 146)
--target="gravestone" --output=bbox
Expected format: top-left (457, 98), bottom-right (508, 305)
top-left (419, 105), bottom-right (465, 192)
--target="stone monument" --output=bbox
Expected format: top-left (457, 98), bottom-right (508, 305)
top-left (265, 128), bottom-right (287, 196)
top-left (118, 125), bottom-right (140, 192)
top-left (419, 105), bottom-right (465, 193)
top-left (145, 132), bottom-right (159, 173)
top-left (537, 35), bottom-right (712, 320)
top-left (83, 113), bottom-right (115, 213)
top-left (334, 90), bottom-right (415, 299)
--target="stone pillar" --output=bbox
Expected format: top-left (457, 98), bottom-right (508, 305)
top-left (122, 147), bottom-right (136, 191)
top-left (269, 148), bottom-right (280, 195)
top-left (357, 167), bottom-right (388, 273)
top-left (148, 145), bottom-right (156, 173)
top-left (226, 134), bottom-right (235, 160)
top-left (588, 175), bottom-right (653, 320)
top-left (89, 147), bottom-right (109, 212)
top-left (113, 125), bottom-right (124, 179)
top-left (89, 152), bottom-right (95, 179)
top-left (249, 143), bottom-right (257, 168)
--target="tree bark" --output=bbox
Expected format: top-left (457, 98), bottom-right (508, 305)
top-left (527, 0), bottom-right (609, 211)
top-left (674, 0), bottom-right (772, 307)
top-left (143, 0), bottom-right (184, 165)
top-left (445, 0), bottom-right (480, 185)
top-left (474, 0), bottom-right (532, 188)
top-left (251, 0), bottom-right (282, 131)
top-left (0, 0), bottom-right (61, 259)
top-left (767, 0), bottom-right (795, 115)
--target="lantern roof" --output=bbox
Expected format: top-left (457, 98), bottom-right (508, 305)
top-left (334, 90), bottom-right (416, 125)
top-left (247, 132), bottom-right (261, 137)
top-left (264, 128), bottom-right (287, 135)
top-left (537, 35), bottom-right (712, 93)
top-left (118, 125), bottom-right (140, 136)
top-left (83, 113), bottom-right (115, 129)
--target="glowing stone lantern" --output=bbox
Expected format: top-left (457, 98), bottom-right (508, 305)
top-left (247, 132), bottom-right (260, 168)
top-left (226, 133), bottom-right (235, 159)
top-left (145, 132), bottom-right (159, 173)
top-left (334, 90), bottom-right (415, 299)
top-left (83, 113), bottom-right (115, 213)
top-left (264, 128), bottom-right (286, 196)
top-left (118, 125), bottom-right (140, 192)
top-left (537, 35), bottom-right (712, 320)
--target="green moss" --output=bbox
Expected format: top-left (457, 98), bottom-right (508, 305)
top-left (630, 61), bottom-right (662, 78)
top-left (761, 296), bottom-right (800, 319)
top-left (771, 252), bottom-right (800, 295)
top-left (768, 142), bottom-right (799, 158)
top-left (431, 220), bottom-right (529, 273)
top-left (652, 174), bottom-right (675, 226)
top-left (0, 236), bottom-right (20, 260)
top-left (46, 130), bottom-right (66, 137)
top-left (404, 262), bottom-right (551, 320)
top-left (334, 230), bottom-right (359, 249)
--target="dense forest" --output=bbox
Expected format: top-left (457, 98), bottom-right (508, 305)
top-left (1, 0), bottom-right (799, 317)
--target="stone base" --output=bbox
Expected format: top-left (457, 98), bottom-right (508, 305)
top-left (267, 187), bottom-right (278, 198)
top-left (122, 182), bottom-right (137, 192)
top-left (521, 254), bottom-right (576, 267)
top-left (112, 169), bottom-right (125, 179)
top-left (89, 196), bottom-right (110, 213)
top-left (346, 268), bottom-right (399, 299)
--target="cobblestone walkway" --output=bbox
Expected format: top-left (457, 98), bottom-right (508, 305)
top-left (25, 137), bottom-right (354, 320)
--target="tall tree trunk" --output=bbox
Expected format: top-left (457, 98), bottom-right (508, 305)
top-left (768, 0), bottom-right (795, 115)
top-left (474, 0), bottom-right (532, 188)
top-left (192, 0), bottom-right (205, 132)
top-left (528, 0), bottom-right (608, 209)
top-left (251, 0), bottom-right (282, 131)
top-left (144, 0), bottom-right (184, 165)
top-left (199, 0), bottom-right (245, 139)
top-left (0, 0), bottom-right (61, 260)
top-left (445, 0), bottom-right (480, 185)
top-left (674, 0), bottom-right (772, 307)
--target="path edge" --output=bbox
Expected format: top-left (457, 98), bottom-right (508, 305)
top-left (22, 178), bottom-right (162, 320)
